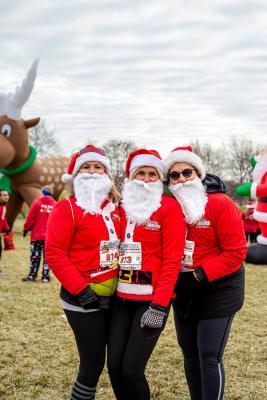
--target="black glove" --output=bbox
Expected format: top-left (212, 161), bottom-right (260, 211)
top-left (76, 286), bottom-right (99, 309)
top-left (23, 230), bottom-right (29, 238)
top-left (98, 296), bottom-right (110, 310)
top-left (193, 267), bottom-right (208, 282)
top-left (140, 303), bottom-right (168, 329)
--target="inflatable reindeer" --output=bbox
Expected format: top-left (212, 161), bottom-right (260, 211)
top-left (0, 60), bottom-right (69, 227)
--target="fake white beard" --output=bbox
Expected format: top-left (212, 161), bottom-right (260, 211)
top-left (253, 153), bottom-right (267, 182)
top-left (73, 173), bottom-right (112, 215)
top-left (122, 179), bottom-right (163, 224)
top-left (169, 177), bottom-right (208, 225)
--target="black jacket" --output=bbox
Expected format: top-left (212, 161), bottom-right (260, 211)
top-left (202, 173), bottom-right (226, 194)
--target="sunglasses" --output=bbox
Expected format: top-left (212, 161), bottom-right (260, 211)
top-left (168, 168), bottom-right (195, 180)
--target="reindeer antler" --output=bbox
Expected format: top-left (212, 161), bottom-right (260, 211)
top-left (0, 93), bottom-right (8, 117)
top-left (0, 59), bottom-right (39, 120)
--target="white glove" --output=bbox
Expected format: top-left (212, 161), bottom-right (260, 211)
top-left (140, 304), bottom-right (167, 329)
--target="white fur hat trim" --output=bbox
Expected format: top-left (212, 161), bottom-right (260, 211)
top-left (129, 154), bottom-right (165, 178)
top-left (62, 152), bottom-right (111, 183)
top-left (164, 150), bottom-right (205, 179)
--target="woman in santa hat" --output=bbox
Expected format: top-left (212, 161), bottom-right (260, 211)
top-left (241, 201), bottom-right (260, 243)
top-left (45, 145), bottom-right (121, 400)
top-left (107, 149), bottom-right (186, 400)
top-left (164, 146), bottom-right (247, 400)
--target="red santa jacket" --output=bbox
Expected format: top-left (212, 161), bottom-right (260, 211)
top-left (24, 195), bottom-right (57, 240)
top-left (0, 204), bottom-right (9, 233)
top-left (45, 197), bottom-right (121, 296)
top-left (186, 193), bottom-right (247, 282)
top-left (252, 171), bottom-right (267, 200)
top-left (117, 196), bottom-right (186, 307)
top-left (252, 171), bottom-right (267, 243)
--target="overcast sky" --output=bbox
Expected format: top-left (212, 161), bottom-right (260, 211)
top-left (1, 0), bottom-right (267, 157)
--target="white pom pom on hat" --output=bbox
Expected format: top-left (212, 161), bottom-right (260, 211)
top-left (62, 145), bottom-right (111, 183)
top-left (163, 146), bottom-right (206, 179)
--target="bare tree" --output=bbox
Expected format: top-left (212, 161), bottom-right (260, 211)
top-left (103, 140), bottom-right (137, 188)
top-left (225, 136), bottom-right (262, 184)
top-left (29, 119), bottom-right (61, 155)
top-left (190, 140), bottom-right (228, 178)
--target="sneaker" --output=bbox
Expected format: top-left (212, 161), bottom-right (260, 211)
top-left (41, 277), bottom-right (50, 283)
top-left (0, 269), bottom-right (6, 276)
top-left (21, 275), bottom-right (36, 282)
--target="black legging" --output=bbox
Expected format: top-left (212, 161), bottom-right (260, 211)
top-left (107, 300), bottom-right (169, 400)
top-left (28, 240), bottom-right (50, 279)
top-left (64, 309), bottom-right (109, 388)
top-left (174, 311), bottom-right (235, 400)
top-left (245, 231), bottom-right (257, 243)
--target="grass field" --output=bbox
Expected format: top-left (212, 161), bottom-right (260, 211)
top-left (0, 218), bottom-right (266, 400)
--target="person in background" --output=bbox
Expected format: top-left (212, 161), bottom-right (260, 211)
top-left (45, 145), bottom-right (121, 400)
top-left (164, 146), bottom-right (247, 400)
top-left (241, 201), bottom-right (260, 243)
top-left (0, 190), bottom-right (10, 275)
top-left (22, 184), bottom-right (57, 283)
top-left (107, 149), bottom-right (186, 400)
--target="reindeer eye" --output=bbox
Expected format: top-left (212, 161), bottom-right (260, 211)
top-left (1, 124), bottom-right (12, 137)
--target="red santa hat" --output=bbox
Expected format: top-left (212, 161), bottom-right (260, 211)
top-left (126, 149), bottom-right (165, 180)
top-left (246, 201), bottom-right (255, 209)
top-left (62, 145), bottom-right (111, 183)
top-left (164, 146), bottom-right (206, 179)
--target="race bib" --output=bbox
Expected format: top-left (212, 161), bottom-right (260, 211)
top-left (100, 240), bottom-right (120, 269)
top-left (119, 242), bottom-right (142, 270)
top-left (182, 240), bottom-right (195, 267)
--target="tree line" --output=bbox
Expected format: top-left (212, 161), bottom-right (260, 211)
top-left (30, 121), bottom-right (264, 202)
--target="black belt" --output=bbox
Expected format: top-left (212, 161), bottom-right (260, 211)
top-left (258, 197), bottom-right (267, 202)
top-left (119, 270), bottom-right (152, 285)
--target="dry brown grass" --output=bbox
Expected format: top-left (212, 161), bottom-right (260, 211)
top-left (0, 218), bottom-right (266, 399)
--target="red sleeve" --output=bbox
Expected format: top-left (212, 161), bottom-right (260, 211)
top-left (24, 200), bottom-right (39, 231)
top-left (152, 198), bottom-right (186, 307)
top-left (202, 195), bottom-right (247, 282)
top-left (45, 199), bottom-right (88, 295)
top-left (2, 218), bottom-right (9, 232)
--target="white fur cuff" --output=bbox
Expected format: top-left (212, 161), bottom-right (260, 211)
top-left (251, 183), bottom-right (257, 199)
top-left (257, 234), bottom-right (267, 245)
